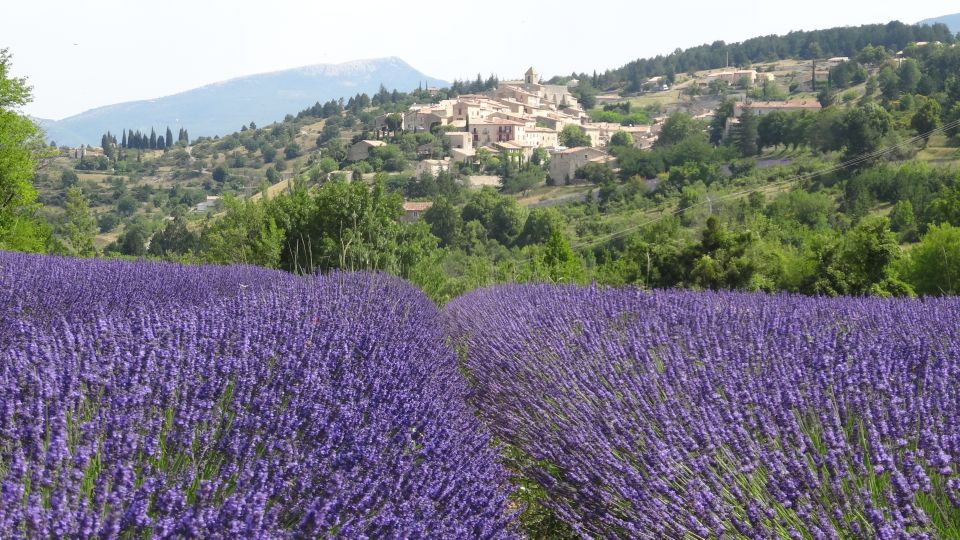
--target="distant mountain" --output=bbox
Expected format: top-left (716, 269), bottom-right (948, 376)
top-left (921, 13), bottom-right (960, 34)
top-left (42, 57), bottom-right (447, 147)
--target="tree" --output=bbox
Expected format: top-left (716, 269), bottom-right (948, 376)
top-left (684, 216), bottom-right (755, 290)
top-left (59, 187), bottom-right (97, 256)
top-left (501, 167), bottom-right (545, 194)
top-left (807, 217), bottom-right (911, 297)
top-left (575, 81), bottom-right (597, 109)
top-left (0, 49), bottom-right (50, 252)
top-left (490, 198), bottom-right (525, 246)
top-left (165, 126), bottom-right (173, 148)
top-left (97, 212), bottom-right (119, 233)
top-left (534, 227), bottom-right (585, 283)
top-left (118, 224), bottom-right (148, 257)
top-left (897, 58), bottom-right (921, 94)
top-left (559, 125), bottom-right (592, 147)
top-left (609, 131), bottom-right (634, 148)
top-left (284, 143), bottom-right (301, 160)
top-left (423, 196), bottom-right (462, 247)
top-left (575, 162), bottom-right (616, 184)
top-left (149, 215), bottom-right (198, 257)
top-left (60, 169), bottom-right (79, 188)
top-left (212, 165), bottom-right (228, 183)
top-left (910, 98), bottom-right (941, 145)
top-left (732, 106), bottom-right (758, 157)
top-left (889, 200), bottom-right (917, 241)
top-left (385, 113), bottom-right (403, 135)
top-left (261, 144), bottom-right (277, 163)
top-left (878, 66), bottom-right (900, 100)
top-left (708, 99), bottom-right (736, 145)
top-left (757, 110), bottom-right (789, 149)
top-left (655, 112), bottom-right (701, 148)
top-left (908, 224), bottom-right (960, 295)
top-left (116, 195), bottom-right (138, 216)
top-left (840, 103), bottom-right (891, 161)
top-left (516, 207), bottom-right (563, 247)
top-left (204, 195), bottom-right (283, 267)
top-left (462, 188), bottom-right (501, 231)
top-left (149, 128), bottom-right (157, 149)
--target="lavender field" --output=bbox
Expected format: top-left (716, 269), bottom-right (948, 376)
top-left (0, 252), bottom-right (514, 538)
top-left (446, 285), bottom-right (960, 538)
top-left (3, 252), bottom-right (960, 538)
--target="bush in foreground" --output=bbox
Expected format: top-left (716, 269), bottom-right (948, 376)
top-left (0, 252), bottom-right (515, 538)
top-left (446, 285), bottom-right (960, 538)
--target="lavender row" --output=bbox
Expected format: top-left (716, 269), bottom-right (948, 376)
top-left (445, 285), bottom-right (960, 538)
top-left (0, 252), bottom-right (515, 538)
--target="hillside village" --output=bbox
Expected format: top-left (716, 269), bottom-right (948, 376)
top-left (354, 67), bottom-right (651, 186)
top-left (345, 63), bottom-right (839, 203)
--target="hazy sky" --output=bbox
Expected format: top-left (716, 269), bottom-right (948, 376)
top-left (2, 0), bottom-right (952, 120)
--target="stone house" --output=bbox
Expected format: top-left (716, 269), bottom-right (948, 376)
top-left (549, 147), bottom-right (611, 185)
top-left (347, 140), bottom-right (386, 162)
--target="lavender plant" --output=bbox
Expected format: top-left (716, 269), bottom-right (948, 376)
top-left (0, 252), bottom-right (515, 538)
top-left (446, 285), bottom-right (960, 538)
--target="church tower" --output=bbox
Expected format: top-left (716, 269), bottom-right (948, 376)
top-left (525, 67), bottom-right (539, 85)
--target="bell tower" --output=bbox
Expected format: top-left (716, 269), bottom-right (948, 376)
top-left (525, 67), bottom-right (538, 85)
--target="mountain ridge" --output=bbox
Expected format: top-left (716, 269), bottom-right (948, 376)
top-left (42, 57), bottom-right (447, 146)
top-left (920, 13), bottom-right (960, 33)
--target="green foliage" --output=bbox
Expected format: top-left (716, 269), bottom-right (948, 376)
top-left (212, 165), bottom-right (228, 183)
top-left (516, 208), bottom-right (563, 247)
top-left (878, 66), bottom-right (900, 100)
top-left (686, 216), bottom-right (755, 290)
top-left (117, 224), bottom-right (149, 257)
top-left (559, 125), bottom-right (592, 147)
top-left (838, 103), bottom-right (892, 161)
top-left (732, 107), bottom-right (759, 157)
top-left (747, 79), bottom-right (788, 101)
top-left (655, 112), bottom-right (702, 148)
top-left (501, 167), bottom-right (545, 195)
top-left (423, 197), bottom-right (462, 248)
top-left (609, 131), bottom-right (634, 148)
top-left (263, 179), bottom-right (435, 276)
top-left (58, 187), bottom-right (97, 257)
top-left (369, 144), bottom-right (407, 172)
top-left (910, 98), bottom-right (941, 144)
top-left (908, 223), bottom-right (960, 295)
top-left (529, 227), bottom-right (586, 284)
top-left (97, 212), bottom-right (120, 233)
top-left (149, 215), bottom-right (199, 258)
top-left (203, 195), bottom-right (284, 268)
top-left (283, 143), bottom-right (301, 160)
top-left (897, 58), bottom-right (921, 94)
top-left (575, 162), bottom-right (616, 184)
top-left (0, 48), bottom-right (50, 252)
top-left (806, 217), bottom-right (912, 297)
top-left (828, 60), bottom-right (868, 89)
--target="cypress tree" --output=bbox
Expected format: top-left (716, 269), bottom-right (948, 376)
top-left (121, 130), bottom-right (127, 148)
top-left (149, 128), bottom-right (157, 149)
top-left (165, 126), bottom-right (173, 148)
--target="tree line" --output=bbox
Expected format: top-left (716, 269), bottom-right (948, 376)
top-left (575, 21), bottom-right (955, 92)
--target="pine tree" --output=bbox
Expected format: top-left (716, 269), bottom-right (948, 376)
top-left (734, 106), bottom-right (759, 157)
